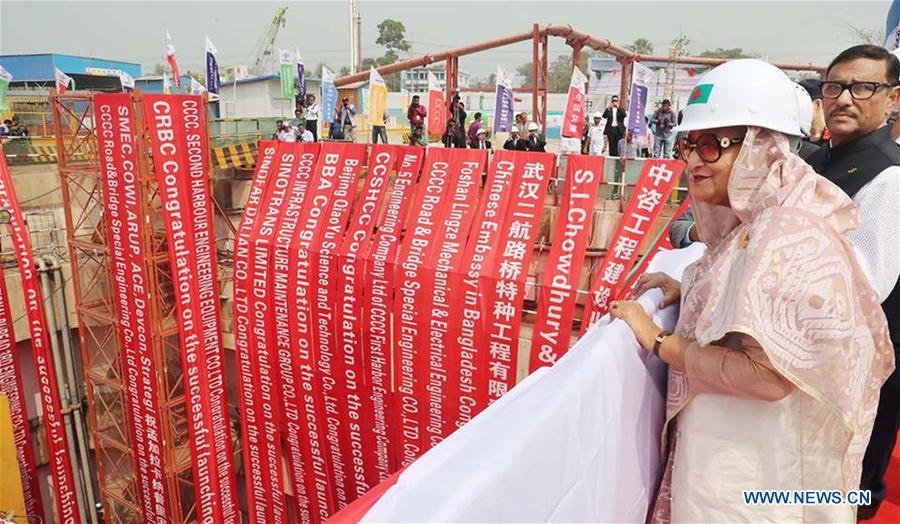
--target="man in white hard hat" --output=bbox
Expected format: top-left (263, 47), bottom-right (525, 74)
top-left (586, 110), bottom-right (606, 156)
top-left (525, 122), bottom-right (546, 152)
top-left (503, 126), bottom-right (527, 151)
top-left (469, 127), bottom-right (491, 150)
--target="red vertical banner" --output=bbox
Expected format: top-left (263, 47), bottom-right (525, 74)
top-left (561, 68), bottom-right (588, 139)
top-left (361, 146), bottom-right (424, 479)
top-left (392, 148), bottom-right (456, 467)
top-left (529, 155), bottom-right (604, 372)
top-left (0, 261), bottom-right (43, 520)
top-left (143, 94), bottom-right (239, 523)
top-left (96, 94), bottom-right (169, 521)
top-left (311, 142), bottom-right (367, 510)
top-left (289, 143), bottom-right (349, 521)
top-left (423, 149), bottom-right (486, 447)
top-left (0, 152), bottom-right (80, 523)
top-left (233, 140), bottom-right (279, 523)
top-left (447, 151), bottom-right (520, 429)
top-left (271, 142), bottom-right (321, 523)
top-left (581, 159), bottom-right (684, 331)
top-left (333, 144), bottom-right (396, 501)
top-left (481, 152), bottom-right (555, 403)
top-left (243, 143), bottom-right (306, 524)
top-left (427, 89), bottom-right (446, 135)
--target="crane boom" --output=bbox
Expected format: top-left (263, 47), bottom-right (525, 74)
top-left (251, 6), bottom-right (288, 75)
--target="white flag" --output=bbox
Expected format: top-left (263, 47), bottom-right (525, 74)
top-left (54, 67), bottom-right (72, 94)
top-left (0, 65), bottom-right (12, 83)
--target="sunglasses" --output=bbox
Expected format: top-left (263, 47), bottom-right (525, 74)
top-left (676, 133), bottom-right (745, 163)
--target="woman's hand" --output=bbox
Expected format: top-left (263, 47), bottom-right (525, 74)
top-left (609, 300), bottom-right (661, 351)
top-left (633, 272), bottom-right (682, 308)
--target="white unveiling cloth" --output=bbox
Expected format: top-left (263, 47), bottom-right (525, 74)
top-left (361, 244), bottom-right (707, 523)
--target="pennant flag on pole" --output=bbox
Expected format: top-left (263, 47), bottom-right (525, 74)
top-left (166, 31), bottom-right (182, 88)
top-left (296, 48), bottom-right (306, 100)
top-left (163, 72), bottom-right (172, 95)
top-left (427, 70), bottom-right (446, 134)
top-left (120, 71), bottom-right (135, 93)
top-left (191, 77), bottom-right (207, 95)
top-left (493, 66), bottom-right (514, 132)
top-left (0, 66), bottom-right (12, 112)
top-left (627, 62), bottom-right (653, 135)
top-left (561, 66), bottom-right (588, 138)
top-left (368, 67), bottom-right (388, 126)
top-left (54, 68), bottom-right (72, 95)
top-left (206, 35), bottom-right (220, 95)
top-left (279, 49), bottom-right (295, 99)
top-left (321, 65), bottom-right (338, 124)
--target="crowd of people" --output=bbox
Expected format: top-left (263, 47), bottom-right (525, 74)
top-left (611, 45), bottom-right (899, 522)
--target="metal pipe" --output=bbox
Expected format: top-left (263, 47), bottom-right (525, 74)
top-left (37, 258), bottom-right (89, 524)
top-left (47, 255), bottom-right (99, 523)
top-left (637, 54), bottom-right (825, 73)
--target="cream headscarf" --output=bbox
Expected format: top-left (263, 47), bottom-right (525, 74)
top-left (668, 126), bottom-right (894, 490)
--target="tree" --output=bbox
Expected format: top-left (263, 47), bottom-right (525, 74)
top-left (847, 24), bottom-right (885, 45)
top-left (376, 19), bottom-right (411, 53)
top-left (627, 38), bottom-right (654, 55)
top-left (697, 48), bottom-right (757, 59)
top-left (153, 63), bottom-right (167, 75)
top-left (470, 73), bottom-right (496, 89)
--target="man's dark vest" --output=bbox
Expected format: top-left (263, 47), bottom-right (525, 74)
top-left (806, 126), bottom-right (899, 353)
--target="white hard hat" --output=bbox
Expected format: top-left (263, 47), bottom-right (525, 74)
top-left (527, 122), bottom-right (539, 131)
top-left (592, 111), bottom-right (603, 119)
top-left (793, 82), bottom-right (813, 138)
top-left (476, 128), bottom-right (486, 135)
top-left (510, 125), bottom-right (519, 133)
top-left (676, 59), bottom-right (802, 136)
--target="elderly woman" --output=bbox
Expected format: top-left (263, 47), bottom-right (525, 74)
top-left (609, 60), bottom-right (894, 522)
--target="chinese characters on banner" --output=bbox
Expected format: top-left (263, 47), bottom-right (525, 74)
top-left (582, 159), bottom-right (685, 331)
top-left (561, 67), bottom-right (589, 138)
top-left (84, 93), bottom-right (689, 523)
top-left (481, 152), bottom-right (555, 402)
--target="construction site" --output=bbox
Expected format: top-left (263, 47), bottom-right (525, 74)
top-left (4, 1), bottom-right (899, 523)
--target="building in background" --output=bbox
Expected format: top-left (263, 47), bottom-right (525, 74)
top-left (218, 73), bottom-right (322, 119)
top-left (0, 53), bottom-right (141, 91)
top-left (134, 74), bottom-right (195, 94)
top-left (401, 65), bottom-right (470, 94)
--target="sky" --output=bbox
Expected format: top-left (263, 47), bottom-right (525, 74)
top-left (0, 1), bottom-right (893, 83)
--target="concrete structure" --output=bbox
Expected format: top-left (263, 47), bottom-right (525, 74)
top-left (400, 65), bottom-right (470, 94)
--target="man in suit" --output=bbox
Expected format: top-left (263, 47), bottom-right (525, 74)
top-left (602, 95), bottom-right (626, 156)
top-left (525, 122), bottom-right (546, 152)
top-left (470, 128), bottom-right (492, 149)
top-left (503, 126), bottom-right (528, 151)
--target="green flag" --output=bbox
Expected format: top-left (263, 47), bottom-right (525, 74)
top-left (687, 84), bottom-right (714, 105)
top-left (279, 49), bottom-right (295, 99)
top-left (0, 66), bottom-right (11, 113)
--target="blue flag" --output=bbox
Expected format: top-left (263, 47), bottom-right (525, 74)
top-left (205, 36), bottom-right (220, 95)
top-left (296, 49), bottom-right (306, 100)
top-left (321, 66), bottom-right (338, 124)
